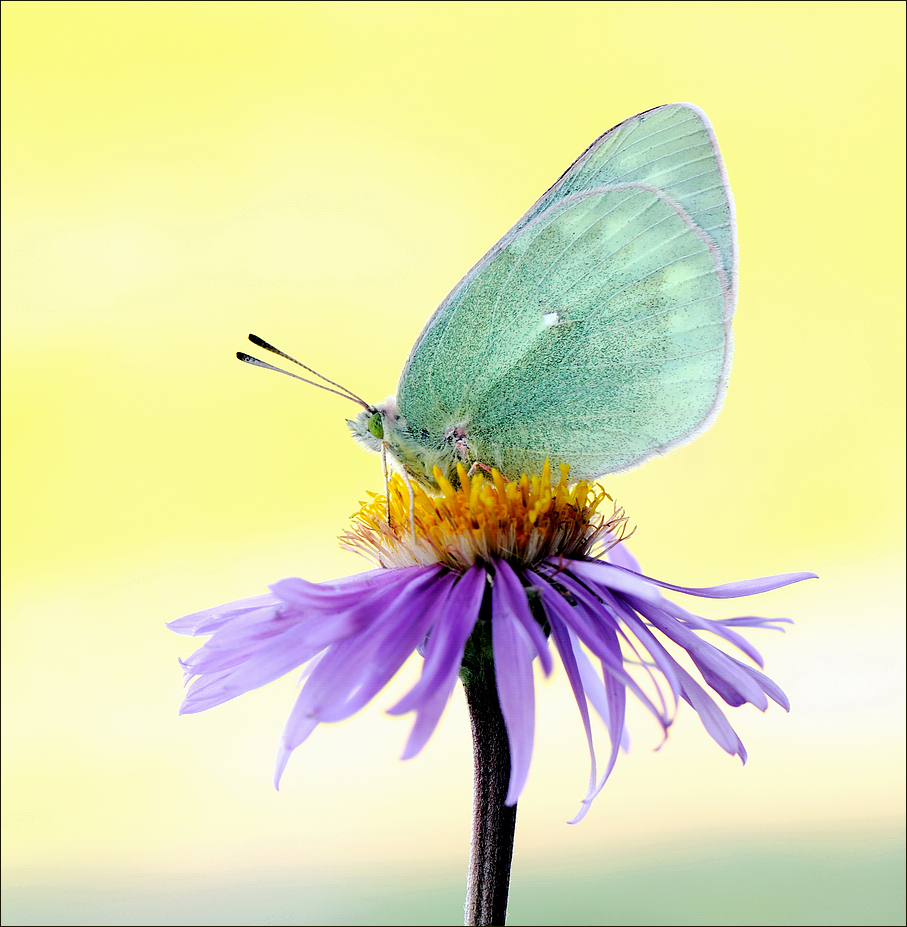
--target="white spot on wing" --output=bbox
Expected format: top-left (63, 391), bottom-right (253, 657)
top-left (542, 311), bottom-right (560, 328)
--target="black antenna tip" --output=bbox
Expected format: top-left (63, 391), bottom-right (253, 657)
top-left (248, 333), bottom-right (267, 348)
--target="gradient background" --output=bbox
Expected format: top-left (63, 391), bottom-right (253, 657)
top-left (2, 3), bottom-right (904, 925)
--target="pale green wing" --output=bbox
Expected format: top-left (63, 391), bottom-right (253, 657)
top-left (397, 104), bottom-right (735, 481)
top-left (506, 102), bottom-right (736, 292)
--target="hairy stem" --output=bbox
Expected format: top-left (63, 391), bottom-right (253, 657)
top-left (462, 660), bottom-right (518, 926)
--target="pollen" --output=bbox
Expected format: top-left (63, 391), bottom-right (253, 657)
top-left (341, 461), bottom-right (631, 571)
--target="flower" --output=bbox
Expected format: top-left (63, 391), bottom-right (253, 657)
top-left (169, 463), bottom-right (814, 822)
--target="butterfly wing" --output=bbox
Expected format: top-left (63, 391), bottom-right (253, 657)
top-left (502, 102), bottom-right (736, 294)
top-left (397, 103), bottom-right (736, 481)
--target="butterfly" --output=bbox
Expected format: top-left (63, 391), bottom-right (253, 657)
top-left (242, 103), bottom-right (736, 489)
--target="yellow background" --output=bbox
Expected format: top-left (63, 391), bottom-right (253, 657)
top-left (2, 2), bottom-right (903, 924)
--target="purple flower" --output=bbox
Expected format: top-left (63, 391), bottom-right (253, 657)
top-left (170, 464), bottom-right (814, 822)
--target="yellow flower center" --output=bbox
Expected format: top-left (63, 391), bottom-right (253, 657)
top-left (341, 460), bottom-right (630, 571)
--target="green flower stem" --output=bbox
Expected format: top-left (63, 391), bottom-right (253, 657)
top-left (462, 655), bottom-right (518, 926)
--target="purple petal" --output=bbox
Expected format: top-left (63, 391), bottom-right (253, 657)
top-left (722, 655), bottom-right (790, 711)
top-left (271, 567), bottom-right (454, 785)
top-left (315, 572), bottom-right (457, 722)
top-left (178, 570), bottom-right (447, 715)
top-left (180, 606), bottom-right (301, 674)
top-left (535, 578), bottom-right (670, 729)
top-left (579, 564), bottom-right (764, 711)
top-left (570, 642), bottom-right (631, 753)
top-left (582, 560), bottom-right (818, 600)
top-left (269, 565), bottom-right (427, 611)
top-left (494, 561), bottom-right (553, 676)
top-left (587, 670), bottom-right (627, 814)
top-left (274, 689), bottom-right (322, 788)
top-left (548, 618), bottom-right (598, 819)
top-left (177, 668), bottom-right (237, 714)
top-left (168, 593), bottom-right (282, 635)
top-left (591, 585), bottom-right (682, 713)
top-left (660, 653), bottom-right (747, 761)
top-left (563, 560), bottom-right (665, 607)
top-left (179, 620), bottom-right (333, 713)
top-left (626, 597), bottom-right (770, 710)
top-left (718, 616), bottom-right (793, 630)
top-left (670, 605), bottom-right (769, 667)
top-left (389, 565), bottom-right (486, 716)
top-left (536, 574), bottom-right (634, 822)
top-left (491, 594), bottom-right (537, 806)
top-left (288, 568), bottom-right (445, 722)
top-left (604, 542), bottom-right (642, 573)
top-left (271, 565), bottom-right (431, 610)
top-left (400, 673), bottom-right (460, 760)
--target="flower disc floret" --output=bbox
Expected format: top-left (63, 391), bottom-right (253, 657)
top-left (343, 460), bottom-right (629, 571)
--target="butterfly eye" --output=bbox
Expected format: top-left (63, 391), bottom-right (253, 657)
top-left (367, 412), bottom-right (384, 440)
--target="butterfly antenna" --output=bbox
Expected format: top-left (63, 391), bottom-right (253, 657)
top-left (238, 334), bottom-right (370, 409)
top-left (248, 334), bottom-right (369, 405)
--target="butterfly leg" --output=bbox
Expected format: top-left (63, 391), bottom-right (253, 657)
top-left (400, 468), bottom-right (416, 538)
top-left (466, 460), bottom-right (508, 480)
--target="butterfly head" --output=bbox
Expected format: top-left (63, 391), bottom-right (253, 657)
top-left (347, 397), bottom-right (398, 456)
top-left (348, 396), bottom-right (464, 488)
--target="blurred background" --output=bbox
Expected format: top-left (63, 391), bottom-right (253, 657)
top-left (2, 2), bottom-right (903, 925)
